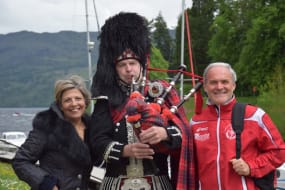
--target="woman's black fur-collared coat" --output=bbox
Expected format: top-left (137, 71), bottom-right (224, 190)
top-left (12, 103), bottom-right (93, 190)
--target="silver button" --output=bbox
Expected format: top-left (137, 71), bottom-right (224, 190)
top-left (77, 174), bottom-right (82, 179)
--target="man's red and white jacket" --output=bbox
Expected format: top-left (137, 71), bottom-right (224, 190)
top-left (190, 97), bottom-right (285, 190)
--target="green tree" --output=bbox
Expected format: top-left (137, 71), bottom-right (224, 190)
top-left (208, 0), bottom-right (257, 64)
top-left (257, 64), bottom-right (285, 138)
top-left (208, 0), bottom-right (234, 62)
top-left (237, 1), bottom-right (285, 92)
top-left (149, 47), bottom-right (169, 80)
top-left (152, 12), bottom-right (174, 64)
top-left (175, 0), bottom-right (215, 78)
top-left (208, 0), bottom-right (276, 96)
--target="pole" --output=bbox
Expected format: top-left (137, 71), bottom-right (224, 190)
top-left (185, 11), bottom-right (195, 87)
top-left (85, 0), bottom-right (94, 112)
top-left (92, 0), bottom-right (101, 32)
top-left (180, 0), bottom-right (186, 99)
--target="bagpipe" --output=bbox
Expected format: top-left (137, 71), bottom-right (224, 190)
top-left (125, 64), bottom-right (203, 152)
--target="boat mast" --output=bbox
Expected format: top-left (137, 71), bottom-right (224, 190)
top-left (92, 0), bottom-right (101, 32)
top-left (85, 0), bottom-right (93, 87)
top-left (85, 0), bottom-right (94, 112)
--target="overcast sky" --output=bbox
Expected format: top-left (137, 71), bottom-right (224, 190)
top-left (0, 0), bottom-right (193, 34)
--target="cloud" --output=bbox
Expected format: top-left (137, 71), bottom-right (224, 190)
top-left (0, 0), bottom-right (192, 34)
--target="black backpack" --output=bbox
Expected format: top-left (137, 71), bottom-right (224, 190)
top-left (232, 103), bottom-right (275, 190)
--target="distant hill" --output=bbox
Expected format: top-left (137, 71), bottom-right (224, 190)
top-left (0, 29), bottom-right (175, 107)
top-left (0, 31), bottom-right (99, 107)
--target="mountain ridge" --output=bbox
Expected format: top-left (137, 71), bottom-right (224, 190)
top-left (0, 29), bottom-right (175, 107)
top-left (0, 31), bottom-right (99, 107)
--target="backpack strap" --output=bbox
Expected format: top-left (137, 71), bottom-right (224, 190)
top-left (231, 103), bottom-right (246, 159)
top-left (232, 103), bottom-right (275, 189)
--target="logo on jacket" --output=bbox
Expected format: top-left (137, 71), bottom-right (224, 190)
top-left (225, 124), bottom-right (236, 140)
top-left (194, 127), bottom-right (210, 141)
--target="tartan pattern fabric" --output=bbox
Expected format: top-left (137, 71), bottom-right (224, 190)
top-left (153, 80), bottom-right (195, 190)
top-left (126, 91), bottom-right (167, 129)
top-left (126, 91), bottom-right (174, 153)
top-left (111, 79), bottom-right (195, 190)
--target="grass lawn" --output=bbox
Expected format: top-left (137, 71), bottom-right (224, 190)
top-left (0, 161), bottom-right (29, 190)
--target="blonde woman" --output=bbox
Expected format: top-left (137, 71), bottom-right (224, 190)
top-left (13, 75), bottom-right (93, 190)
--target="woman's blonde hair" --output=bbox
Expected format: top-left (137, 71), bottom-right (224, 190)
top-left (54, 75), bottom-right (91, 106)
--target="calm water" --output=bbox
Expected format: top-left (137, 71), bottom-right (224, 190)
top-left (0, 107), bottom-right (46, 135)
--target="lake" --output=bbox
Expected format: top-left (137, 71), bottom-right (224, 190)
top-left (0, 107), bottom-right (46, 135)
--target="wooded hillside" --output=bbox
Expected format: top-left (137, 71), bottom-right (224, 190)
top-left (0, 31), bottom-right (99, 107)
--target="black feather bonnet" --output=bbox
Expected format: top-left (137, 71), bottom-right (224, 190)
top-left (91, 12), bottom-right (151, 106)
